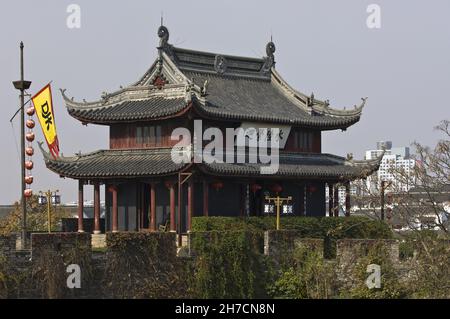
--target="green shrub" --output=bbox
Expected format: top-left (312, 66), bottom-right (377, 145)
top-left (268, 246), bottom-right (336, 299)
top-left (399, 240), bottom-right (415, 260)
top-left (189, 231), bottom-right (269, 298)
top-left (104, 232), bottom-right (189, 298)
top-left (340, 241), bottom-right (409, 299)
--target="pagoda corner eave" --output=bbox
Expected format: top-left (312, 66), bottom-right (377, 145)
top-left (60, 85), bottom-right (193, 125)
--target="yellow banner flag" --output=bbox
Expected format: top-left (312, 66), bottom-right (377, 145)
top-left (32, 83), bottom-right (60, 159)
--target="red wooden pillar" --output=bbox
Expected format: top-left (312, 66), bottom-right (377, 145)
top-left (168, 182), bottom-right (176, 232)
top-left (108, 185), bottom-right (118, 232)
top-left (299, 185), bottom-right (305, 216)
top-left (345, 182), bottom-right (351, 217)
top-left (333, 184), bottom-right (339, 217)
top-left (140, 185), bottom-right (145, 230)
top-left (239, 183), bottom-right (245, 217)
top-left (328, 183), bottom-right (334, 217)
top-left (203, 180), bottom-right (209, 217)
top-left (187, 179), bottom-right (194, 231)
top-left (93, 182), bottom-right (101, 234)
top-left (150, 183), bottom-right (156, 231)
top-left (77, 180), bottom-right (84, 232)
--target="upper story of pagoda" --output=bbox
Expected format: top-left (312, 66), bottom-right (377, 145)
top-left (60, 25), bottom-right (366, 131)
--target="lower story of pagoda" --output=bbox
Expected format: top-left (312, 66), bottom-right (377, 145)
top-left (40, 147), bottom-right (383, 234)
top-left (75, 177), bottom-right (352, 234)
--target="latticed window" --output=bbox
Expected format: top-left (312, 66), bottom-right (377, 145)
top-left (136, 125), bottom-right (162, 147)
top-left (294, 130), bottom-right (313, 151)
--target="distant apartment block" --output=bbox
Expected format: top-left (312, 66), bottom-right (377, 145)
top-left (365, 141), bottom-right (416, 193)
top-left (327, 141), bottom-right (416, 213)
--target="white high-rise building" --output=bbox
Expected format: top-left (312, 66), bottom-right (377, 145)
top-left (365, 141), bottom-right (416, 193)
top-left (326, 141), bottom-right (416, 214)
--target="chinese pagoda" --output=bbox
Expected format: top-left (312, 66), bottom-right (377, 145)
top-left (40, 25), bottom-right (382, 234)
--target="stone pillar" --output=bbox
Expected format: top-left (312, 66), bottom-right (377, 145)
top-left (328, 183), bottom-right (334, 217)
top-left (333, 184), bottom-right (339, 217)
top-left (109, 185), bottom-right (119, 232)
top-left (203, 180), bottom-right (209, 217)
top-left (169, 182), bottom-right (176, 232)
top-left (78, 180), bottom-right (84, 232)
top-left (345, 182), bottom-right (351, 217)
top-left (187, 179), bottom-right (194, 231)
top-left (94, 182), bottom-right (101, 234)
top-left (150, 183), bottom-right (156, 231)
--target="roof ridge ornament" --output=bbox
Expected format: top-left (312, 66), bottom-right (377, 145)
top-left (158, 25), bottom-right (169, 48)
top-left (261, 40), bottom-right (276, 74)
top-left (214, 55), bottom-right (227, 75)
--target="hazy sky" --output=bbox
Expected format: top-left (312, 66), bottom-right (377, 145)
top-left (0, 0), bottom-right (449, 204)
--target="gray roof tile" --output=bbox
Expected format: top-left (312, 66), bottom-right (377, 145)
top-left (68, 97), bottom-right (186, 123)
top-left (41, 147), bottom-right (379, 181)
top-left (43, 148), bottom-right (187, 179)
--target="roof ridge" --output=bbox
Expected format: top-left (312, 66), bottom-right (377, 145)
top-left (172, 46), bottom-right (266, 63)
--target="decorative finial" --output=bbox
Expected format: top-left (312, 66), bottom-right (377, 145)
top-left (214, 55), bottom-right (227, 74)
top-left (158, 24), bottom-right (169, 48)
top-left (20, 41), bottom-right (24, 49)
top-left (261, 40), bottom-right (276, 74)
top-left (201, 80), bottom-right (209, 96)
top-left (266, 41), bottom-right (276, 58)
top-left (101, 91), bottom-right (109, 102)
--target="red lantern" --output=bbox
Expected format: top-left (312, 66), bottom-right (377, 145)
top-left (271, 184), bottom-right (283, 194)
top-left (26, 147), bottom-right (34, 156)
top-left (26, 106), bottom-right (35, 116)
top-left (26, 119), bottom-right (35, 129)
top-left (309, 185), bottom-right (317, 193)
top-left (24, 189), bottom-right (33, 198)
top-left (25, 176), bottom-right (33, 184)
top-left (26, 132), bottom-right (35, 142)
top-left (251, 183), bottom-right (262, 193)
top-left (25, 161), bottom-right (34, 170)
top-left (211, 181), bottom-right (224, 191)
top-left (164, 181), bottom-right (173, 189)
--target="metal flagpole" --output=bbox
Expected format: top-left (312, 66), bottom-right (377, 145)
top-left (13, 42), bottom-right (32, 249)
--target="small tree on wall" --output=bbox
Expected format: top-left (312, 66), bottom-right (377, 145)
top-left (352, 121), bottom-right (450, 298)
top-left (0, 195), bottom-right (71, 235)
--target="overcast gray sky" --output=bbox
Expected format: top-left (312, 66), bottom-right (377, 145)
top-left (0, 0), bottom-right (449, 204)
